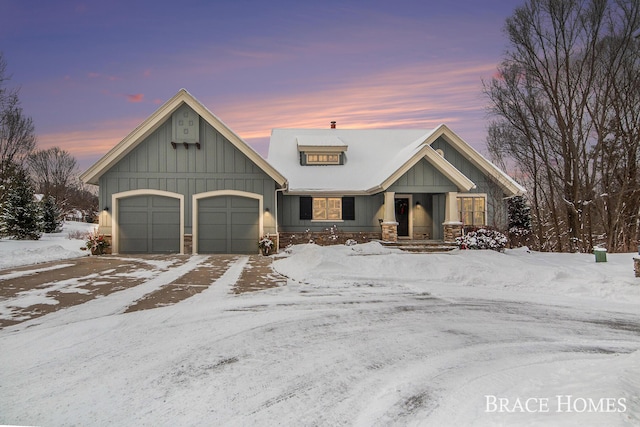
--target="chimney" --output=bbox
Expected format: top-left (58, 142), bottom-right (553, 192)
top-left (330, 121), bottom-right (336, 129)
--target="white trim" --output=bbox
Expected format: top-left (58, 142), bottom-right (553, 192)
top-left (376, 138), bottom-right (476, 194)
top-left (192, 190), bottom-right (263, 254)
top-left (456, 193), bottom-right (488, 226)
top-left (80, 89), bottom-right (287, 187)
top-left (434, 124), bottom-right (526, 196)
top-left (111, 189), bottom-right (185, 255)
top-left (394, 194), bottom-right (413, 239)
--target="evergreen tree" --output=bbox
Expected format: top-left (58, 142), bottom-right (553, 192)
top-left (508, 196), bottom-right (532, 231)
top-left (41, 195), bottom-right (62, 233)
top-left (507, 196), bottom-right (532, 248)
top-left (0, 168), bottom-right (42, 240)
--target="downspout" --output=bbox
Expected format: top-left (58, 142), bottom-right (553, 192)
top-left (275, 182), bottom-right (288, 250)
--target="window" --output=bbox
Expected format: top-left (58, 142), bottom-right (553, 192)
top-left (305, 153), bottom-right (340, 165)
top-left (313, 197), bottom-right (342, 220)
top-left (457, 196), bottom-right (486, 226)
top-left (299, 196), bottom-right (355, 221)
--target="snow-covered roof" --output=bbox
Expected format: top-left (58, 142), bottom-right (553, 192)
top-left (268, 125), bottom-right (525, 196)
top-left (268, 129), bottom-right (428, 193)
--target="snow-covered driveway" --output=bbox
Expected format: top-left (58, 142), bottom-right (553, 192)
top-left (1, 243), bottom-right (639, 426)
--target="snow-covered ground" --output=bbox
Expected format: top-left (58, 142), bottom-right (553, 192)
top-left (1, 226), bottom-right (639, 426)
top-left (0, 220), bottom-right (96, 270)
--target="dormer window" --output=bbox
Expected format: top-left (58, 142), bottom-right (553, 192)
top-left (297, 135), bottom-right (348, 166)
top-left (306, 153), bottom-right (340, 165)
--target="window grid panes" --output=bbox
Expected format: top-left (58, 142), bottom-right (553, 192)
top-left (306, 153), bottom-right (340, 164)
top-left (313, 197), bottom-right (342, 220)
top-left (457, 196), bottom-right (486, 226)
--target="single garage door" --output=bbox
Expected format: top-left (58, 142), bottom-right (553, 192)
top-left (118, 195), bottom-right (180, 253)
top-left (198, 195), bottom-right (259, 254)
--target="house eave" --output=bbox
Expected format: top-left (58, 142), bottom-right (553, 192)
top-left (80, 89), bottom-right (287, 187)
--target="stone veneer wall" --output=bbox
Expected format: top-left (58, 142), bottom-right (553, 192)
top-left (381, 223), bottom-right (398, 242)
top-left (443, 223), bottom-right (463, 242)
top-left (278, 231), bottom-right (381, 248)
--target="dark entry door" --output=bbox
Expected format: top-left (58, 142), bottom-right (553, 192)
top-left (395, 198), bottom-right (409, 237)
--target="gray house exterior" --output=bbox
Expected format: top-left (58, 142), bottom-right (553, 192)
top-left (80, 89), bottom-right (285, 254)
top-left (82, 89), bottom-right (524, 254)
top-left (267, 127), bottom-right (525, 244)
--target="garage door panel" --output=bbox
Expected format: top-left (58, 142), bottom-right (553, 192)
top-left (197, 195), bottom-right (259, 254)
top-left (119, 197), bottom-right (149, 208)
top-left (231, 223), bottom-right (258, 239)
top-left (231, 239), bottom-right (255, 253)
top-left (232, 197), bottom-right (259, 208)
top-left (232, 212), bottom-right (258, 225)
top-left (199, 197), bottom-right (227, 209)
top-left (120, 211), bottom-right (148, 225)
top-left (118, 195), bottom-right (180, 254)
top-left (152, 211), bottom-right (180, 225)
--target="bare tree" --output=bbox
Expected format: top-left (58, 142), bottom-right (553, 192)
top-left (0, 53), bottom-right (36, 190)
top-left (28, 146), bottom-right (79, 212)
top-left (485, 0), bottom-right (640, 252)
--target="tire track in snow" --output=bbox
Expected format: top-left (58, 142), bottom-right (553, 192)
top-left (4, 255), bottom-right (211, 331)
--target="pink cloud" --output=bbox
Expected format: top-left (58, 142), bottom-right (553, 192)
top-left (126, 93), bottom-right (144, 103)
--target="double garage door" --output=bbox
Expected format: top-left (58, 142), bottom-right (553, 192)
top-left (118, 194), bottom-right (258, 254)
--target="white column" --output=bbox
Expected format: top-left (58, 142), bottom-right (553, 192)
top-left (382, 191), bottom-right (397, 224)
top-left (443, 191), bottom-right (462, 224)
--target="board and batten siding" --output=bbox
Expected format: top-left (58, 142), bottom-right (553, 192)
top-left (431, 136), bottom-right (508, 228)
top-left (99, 106), bottom-right (277, 236)
top-left (278, 194), bottom-right (384, 233)
top-left (387, 158), bottom-right (458, 194)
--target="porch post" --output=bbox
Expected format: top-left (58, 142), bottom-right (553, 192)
top-left (442, 191), bottom-right (463, 242)
top-left (381, 191), bottom-right (398, 242)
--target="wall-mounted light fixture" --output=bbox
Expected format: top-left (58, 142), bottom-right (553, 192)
top-left (416, 201), bottom-right (421, 207)
top-left (103, 206), bottom-right (109, 212)
top-left (265, 207), bottom-right (270, 213)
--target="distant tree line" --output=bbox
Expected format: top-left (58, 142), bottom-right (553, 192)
top-left (485, 0), bottom-right (640, 252)
top-left (0, 53), bottom-right (97, 240)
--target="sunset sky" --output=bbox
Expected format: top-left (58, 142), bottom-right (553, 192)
top-left (1, 0), bottom-right (524, 171)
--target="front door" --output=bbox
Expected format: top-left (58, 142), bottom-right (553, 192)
top-left (395, 198), bottom-right (409, 237)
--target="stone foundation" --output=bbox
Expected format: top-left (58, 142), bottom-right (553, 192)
top-left (184, 234), bottom-right (192, 254)
top-left (634, 257), bottom-right (640, 278)
top-left (443, 223), bottom-right (463, 242)
top-left (381, 222), bottom-right (398, 242)
top-left (278, 231), bottom-right (381, 248)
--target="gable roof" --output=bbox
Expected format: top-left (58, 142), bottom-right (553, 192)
top-left (80, 89), bottom-right (287, 186)
top-left (267, 125), bottom-right (525, 196)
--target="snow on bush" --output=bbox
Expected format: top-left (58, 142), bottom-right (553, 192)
top-left (456, 228), bottom-right (508, 251)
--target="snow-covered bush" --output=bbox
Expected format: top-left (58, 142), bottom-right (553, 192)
top-left (345, 239), bottom-right (357, 246)
top-left (456, 228), bottom-right (508, 251)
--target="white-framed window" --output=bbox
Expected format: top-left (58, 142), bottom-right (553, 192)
top-left (306, 153), bottom-right (340, 165)
top-left (457, 195), bottom-right (486, 226)
top-left (313, 197), bottom-right (342, 220)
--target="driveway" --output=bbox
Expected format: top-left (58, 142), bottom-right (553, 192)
top-left (0, 254), bottom-right (287, 328)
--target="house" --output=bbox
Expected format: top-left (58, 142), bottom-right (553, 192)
top-left (80, 89), bottom-right (285, 254)
top-left (268, 125), bottom-right (525, 245)
top-left (81, 89), bottom-right (525, 254)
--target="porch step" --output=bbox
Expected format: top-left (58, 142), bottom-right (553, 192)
top-left (381, 240), bottom-right (459, 253)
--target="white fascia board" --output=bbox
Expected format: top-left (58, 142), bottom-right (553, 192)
top-left (422, 145), bottom-right (476, 191)
top-left (185, 92), bottom-right (287, 186)
top-left (377, 138), bottom-right (475, 193)
top-left (80, 89), bottom-right (287, 187)
top-left (434, 124), bottom-right (526, 196)
top-left (80, 90), bottom-right (188, 185)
